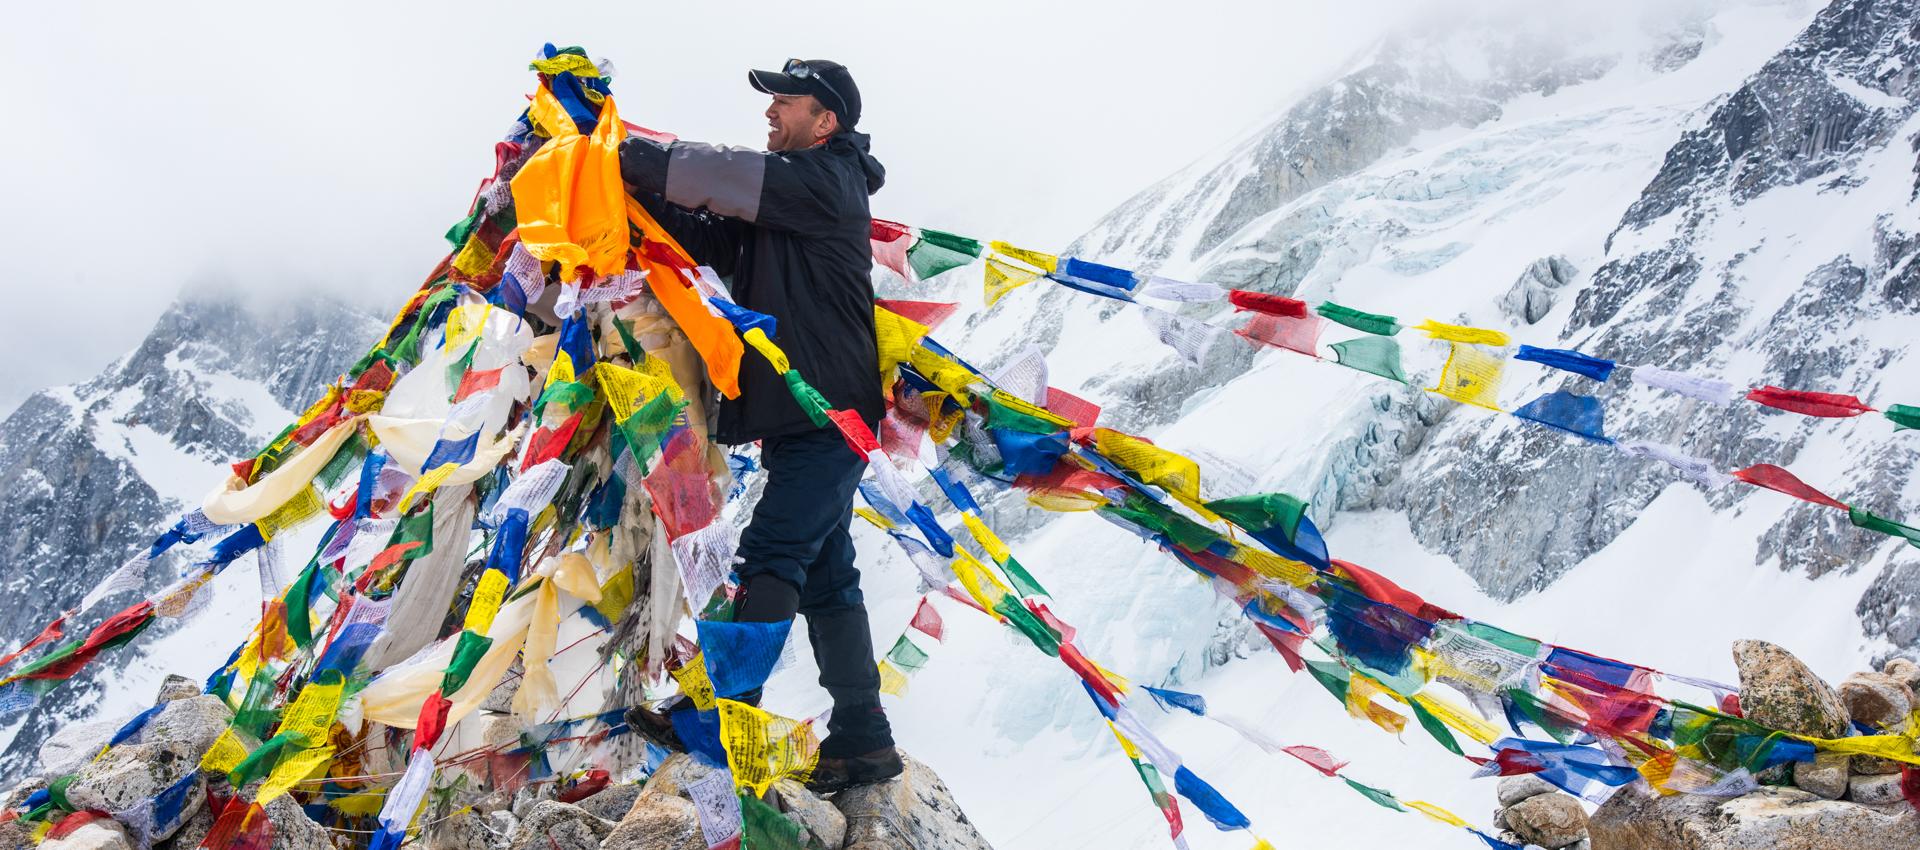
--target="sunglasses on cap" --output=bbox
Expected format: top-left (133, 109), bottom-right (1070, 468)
top-left (782, 58), bottom-right (850, 120)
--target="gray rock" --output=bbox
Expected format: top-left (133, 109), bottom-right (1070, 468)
top-left (1882, 658), bottom-right (1920, 694)
top-left (1792, 751), bottom-right (1849, 801)
top-left (64, 742), bottom-right (201, 815)
top-left (603, 793), bottom-right (704, 850)
top-left (1500, 256), bottom-right (1578, 324)
top-left (263, 793), bottom-right (334, 850)
top-left (477, 712), bottom-right (520, 749)
top-left (154, 805), bottom-right (214, 850)
top-left (1731, 640), bottom-right (1850, 739)
top-left (835, 754), bottom-right (993, 850)
top-left (40, 820), bottom-right (131, 850)
top-left (483, 661), bottom-right (524, 714)
top-left (154, 675), bottom-right (201, 704)
top-left (506, 802), bottom-right (613, 850)
top-left (510, 783), bottom-right (555, 820)
top-left (1493, 806), bottom-right (1509, 830)
top-left (142, 695), bottom-right (234, 756)
top-left (1848, 771), bottom-right (1906, 805)
top-left (637, 753), bottom-right (720, 801)
top-left (1498, 774), bottom-right (1560, 807)
top-left (1837, 672), bottom-right (1913, 730)
top-left (1562, 840), bottom-right (1591, 850)
top-left (1505, 792), bottom-right (1589, 849)
top-left (0, 817), bottom-right (33, 850)
top-left (1590, 783), bottom-right (1920, 849)
top-left (426, 808), bottom-right (499, 850)
top-left (37, 718), bottom-right (124, 778)
top-left (574, 782), bottom-right (642, 823)
top-left (772, 779), bottom-right (847, 848)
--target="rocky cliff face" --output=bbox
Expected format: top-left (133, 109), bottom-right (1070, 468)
top-left (0, 291), bottom-right (380, 777)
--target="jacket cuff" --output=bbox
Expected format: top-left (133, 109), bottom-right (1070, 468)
top-left (618, 137), bottom-right (671, 194)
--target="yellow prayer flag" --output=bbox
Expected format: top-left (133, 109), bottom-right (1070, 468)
top-left (1791, 732), bottom-right (1920, 765)
top-left (1428, 341), bottom-right (1505, 411)
top-left (592, 564), bottom-right (634, 625)
top-left (1108, 721), bottom-right (1143, 760)
top-left (329, 789), bottom-right (388, 817)
top-left (451, 234), bottom-right (496, 279)
top-left (1414, 319), bottom-right (1510, 346)
top-left (853, 507), bottom-right (895, 529)
top-left (280, 675), bottom-right (345, 747)
top-left (398, 463), bottom-right (459, 513)
top-left (547, 349), bottom-right (577, 390)
top-left (200, 728), bottom-right (252, 774)
top-left (874, 305), bottom-right (931, 372)
top-left (552, 552), bottom-right (602, 602)
top-left (1026, 489), bottom-right (1109, 513)
top-left (1093, 429), bottom-right (1203, 502)
top-left (984, 257), bottom-right (1044, 307)
top-left (465, 569), bottom-right (510, 634)
top-left (258, 485), bottom-right (324, 541)
top-left (257, 743), bottom-right (337, 803)
top-left (1411, 691), bottom-right (1501, 745)
top-left (670, 652), bottom-right (718, 711)
top-left (742, 327), bottom-right (790, 374)
top-left (445, 304), bottom-right (493, 352)
top-left (717, 699), bottom-right (821, 796)
top-left (1249, 841), bottom-right (1277, 850)
top-left (1232, 546), bottom-right (1315, 588)
top-left (512, 579), bottom-right (562, 719)
top-left (529, 53), bottom-right (600, 77)
top-left (877, 660), bottom-right (909, 696)
top-left (988, 241), bottom-right (1059, 273)
top-left (1347, 673), bottom-right (1409, 735)
top-left (951, 549), bottom-right (1012, 618)
top-left (960, 514), bottom-right (1012, 565)
top-left (908, 346), bottom-right (979, 401)
top-left (988, 390), bottom-right (1077, 431)
top-left (1406, 800), bottom-right (1469, 829)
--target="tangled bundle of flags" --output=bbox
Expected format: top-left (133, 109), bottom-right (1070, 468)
top-left (4, 45), bottom-right (1919, 850)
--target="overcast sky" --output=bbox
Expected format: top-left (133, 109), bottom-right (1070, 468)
top-left (0, 0), bottom-right (1433, 412)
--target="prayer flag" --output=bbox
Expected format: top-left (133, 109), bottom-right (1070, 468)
top-left (1171, 766), bottom-right (1251, 831)
top-left (716, 699), bottom-right (820, 796)
top-left (1342, 777), bottom-right (1405, 811)
top-left (1136, 276), bottom-right (1224, 303)
top-left (1228, 290), bottom-right (1309, 318)
top-left (1630, 365), bottom-right (1739, 404)
top-left (885, 635), bottom-right (930, 673)
top-left (1515, 345), bottom-right (1616, 382)
top-left (1414, 319), bottom-right (1509, 346)
top-left (696, 619), bottom-right (793, 699)
top-left (1145, 686), bottom-right (1208, 717)
top-left (1731, 464), bottom-right (1847, 510)
top-left (1238, 311), bottom-right (1325, 356)
top-left (911, 597), bottom-right (945, 642)
top-left (1044, 387), bottom-right (1102, 429)
top-left (907, 229), bottom-right (983, 280)
top-left (1144, 307), bottom-right (1228, 366)
top-left (1512, 391), bottom-right (1612, 443)
top-left (1746, 386), bottom-right (1875, 417)
top-left (1617, 441), bottom-right (1732, 489)
top-left (1887, 404), bottom-right (1920, 431)
top-left (1430, 342), bottom-right (1505, 410)
top-left (984, 257), bottom-right (1044, 306)
top-left (871, 219), bottom-right (913, 279)
top-left (988, 241), bottom-right (1059, 273)
top-left (1281, 745), bottom-right (1347, 777)
top-left (1849, 507), bottom-right (1920, 549)
top-left (1056, 257), bottom-right (1139, 296)
top-left (873, 298), bottom-right (959, 331)
top-left (1316, 301), bottom-right (1401, 336)
top-left (1330, 336), bottom-right (1407, 383)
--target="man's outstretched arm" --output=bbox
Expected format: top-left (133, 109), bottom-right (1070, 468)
top-left (620, 136), bottom-right (845, 239)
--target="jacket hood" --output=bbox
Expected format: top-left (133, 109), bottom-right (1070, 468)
top-left (833, 131), bottom-right (886, 195)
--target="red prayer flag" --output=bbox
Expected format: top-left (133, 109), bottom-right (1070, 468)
top-left (45, 812), bottom-right (107, 841)
top-left (1902, 765), bottom-right (1920, 815)
top-left (1026, 601), bottom-right (1078, 645)
top-left (1227, 290), bottom-right (1309, 318)
top-left (1044, 387), bottom-right (1101, 429)
top-left (1281, 745), bottom-right (1348, 777)
top-left (910, 597), bottom-right (944, 642)
top-left (455, 367), bottom-right (505, 402)
top-left (1731, 464), bottom-right (1848, 510)
top-left (825, 409), bottom-right (882, 456)
top-left (1058, 641), bottom-right (1123, 706)
top-left (415, 691), bottom-right (454, 751)
top-left (871, 219), bottom-right (914, 280)
top-left (1254, 623), bottom-right (1307, 673)
top-left (521, 412), bottom-right (585, 472)
top-left (556, 769), bottom-right (611, 804)
top-left (1331, 559), bottom-right (1458, 623)
top-left (874, 298), bottom-right (958, 330)
top-left (0, 613), bottom-right (68, 670)
top-left (1745, 386), bottom-right (1874, 418)
top-left (15, 601), bottom-right (155, 682)
top-left (941, 585), bottom-right (991, 616)
top-left (1236, 312), bottom-right (1325, 356)
top-left (201, 802), bottom-right (274, 850)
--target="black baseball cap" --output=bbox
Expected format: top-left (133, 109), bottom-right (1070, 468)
top-left (748, 59), bottom-right (862, 129)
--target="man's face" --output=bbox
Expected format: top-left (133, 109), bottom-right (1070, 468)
top-left (765, 94), bottom-right (834, 152)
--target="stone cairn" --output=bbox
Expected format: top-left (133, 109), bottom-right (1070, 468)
top-left (1557, 639), bottom-right (1920, 850)
top-left (3, 674), bottom-right (992, 850)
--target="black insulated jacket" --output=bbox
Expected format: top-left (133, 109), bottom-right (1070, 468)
top-left (620, 131), bottom-right (887, 446)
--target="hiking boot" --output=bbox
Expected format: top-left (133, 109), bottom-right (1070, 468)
top-left (624, 695), bottom-right (687, 752)
top-left (805, 746), bottom-right (904, 794)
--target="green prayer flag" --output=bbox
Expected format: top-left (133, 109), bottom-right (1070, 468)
top-left (783, 371), bottom-right (834, 428)
top-left (885, 635), bottom-right (931, 673)
top-left (446, 340), bottom-right (478, 397)
top-left (1849, 506), bottom-right (1920, 549)
top-left (993, 597), bottom-right (1061, 657)
top-left (440, 630), bottom-right (495, 694)
top-left (46, 774), bottom-right (77, 813)
top-left (1462, 620), bottom-right (1542, 658)
top-left (387, 502), bottom-right (437, 562)
top-left (1102, 496), bottom-right (1221, 553)
top-left (619, 392), bottom-right (684, 466)
top-left (234, 670), bottom-right (281, 737)
top-left (1000, 556), bottom-right (1050, 599)
top-left (1204, 492), bottom-right (1308, 542)
top-left (740, 791), bottom-right (805, 850)
top-left (1330, 336), bottom-right (1408, 383)
top-left (1886, 404), bottom-right (1920, 431)
top-left (283, 564), bottom-right (320, 648)
top-left (907, 229), bottom-right (983, 281)
top-left (1315, 302), bottom-right (1402, 336)
top-left (444, 206), bottom-right (485, 249)
top-left (1342, 777), bottom-right (1405, 811)
top-left (983, 394), bottom-right (1064, 435)
top-left (229, 730), bottom-right (300, 789)
top-left (1506, 688), bottom-right (1579, 743)
top-left (1408, 697), bottom-right (1464, 757)
top-left (534, 379), bottom-right (597, 415)
top-left (1304, 658), bottom-right (1351, 702)
top-left (316, 432), bottom-right (366, 489)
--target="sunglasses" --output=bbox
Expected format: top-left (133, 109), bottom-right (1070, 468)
top-left (783, 58), bottom-right (850, 121)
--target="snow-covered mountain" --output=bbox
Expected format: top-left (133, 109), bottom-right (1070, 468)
top-left (844, 0), bottom-right (1920, 847)
top-left (0, 292), bottom-right (380, 775)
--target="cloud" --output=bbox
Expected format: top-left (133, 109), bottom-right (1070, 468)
top-left (0, 0), bottom-right (1438, 411)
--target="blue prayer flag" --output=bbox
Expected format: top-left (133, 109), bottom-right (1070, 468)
top-left (1513, 391), bottom-right (1612, 444)
top-left (1144, 686), bottom-right (1209, 717)
top-left (422, 430), bottom-right (482, 471)
top-left (1515, 345), bottom-right (1616, 382)
top-left (696, 619), bottom-right (794, 698)
top-left (707, 298), bottom-right (777, 338)
top-left (1172, 765), bottom-right (1252, 830)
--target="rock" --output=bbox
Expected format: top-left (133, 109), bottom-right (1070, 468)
top-left (142, 695), bottom-right (235, 756)
top-left (637, 753), bottom-right (721, 801)
top-left (154, 675), bottom-right (201, 704)
top-left (0, 777), bottom-right (47, 811)
top-left (0, 817), bottom-right (32, 850)
top-left (834, 754), bottom-right (993, 850)
top-left (40, 819), bottom-right (132, 850)
top-left (1505, 792), bottom-right (1589, 849)
top-left (1590, 783), bottom-right (1920, 849)
top-left (505, 802), bottom-right (613, 850)
top-left (264, 793), bottom-right (334, 850)
top-left (1792, 751), bottom-right (1849, 801)
top-left (427, 808), bottom-right (505, 850)
top-left (483, 660), bottom-right (523, 714)
top-left (510, 783), bottom-right (555, 819)
top-left (38, 718), bottom-right (125, 777)
top-left (64, 742), bottom-right (201, 815)
top-left (1837, 672), bottom-right (1913, 730)
top-left (477, 712), bottom-right (520, 749)
top-left (1882, 658), bottom-right (1920, 694)
top-left (1849, 771), bottom-right (1906, 806)
top-left (1500, 256), bottom-right (1579, 324)
top-left (1493, 806), bottom-right (1509, 829)
top-left (154, 805), bottom-right (214, 850)
top-left (1731, 640), bottom-right (1850, 739)
top-left (1498, 774), bottom-right (1560, 807)
top-left (575, 782), bottom-right (642, 822)
top-left (603, 793), bottom-right (704, 850)
top-left (1854, 754), bottom-right (1905, 776)
top-left (1562, 840), bottom-right (1590, 850)
top-left (772, 779), bottom-right (848, 848)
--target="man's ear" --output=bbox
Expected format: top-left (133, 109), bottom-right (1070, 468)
top-left (815, 108), bottom-right (840, 141)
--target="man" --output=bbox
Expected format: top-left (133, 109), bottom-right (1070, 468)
top-left (618, 59), bottom-right (900, 791)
